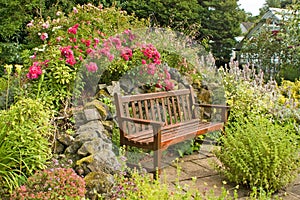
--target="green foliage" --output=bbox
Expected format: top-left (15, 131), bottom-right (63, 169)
top-left (215, 114), bottom-right (299, 193)
top-left (11, 167), bottom-right (86, 199)
top-left (0, 42), bottom-right (23, 69)
top-left (222, 62), bottom-right (299, 133)
top-left (120, 0), bottom-right (245, 65)
top-left (105, 153), bottom-right (237, 200)
top-left (241, 2), bottom-right (300, 81)
top-left (0, 98), bottom-right (52, 193)
top-left (199, 0), bottom-right (245, 65)
top-left (23, 4), bottom-right (148, 112)
top-left (221, 64), bottom-right (276, 122)
top-left (120, 0), bottom-right (202, 36)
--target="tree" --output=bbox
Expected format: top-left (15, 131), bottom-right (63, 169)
top-left (259, 0), bottom-right (295, 15)
top-left (198, 0), bottom-right (246, 66)
top-left (119, 0), bottom-right (203, 36)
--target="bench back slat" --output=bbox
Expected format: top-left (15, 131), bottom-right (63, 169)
top-left (114, 87), bottom-right (196, 135)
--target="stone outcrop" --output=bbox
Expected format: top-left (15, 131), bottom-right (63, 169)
top-left (56, 99), bottom-right (119, 199)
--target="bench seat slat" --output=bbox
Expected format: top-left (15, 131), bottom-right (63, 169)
top-left (124, 120), bottom-right (223, 149)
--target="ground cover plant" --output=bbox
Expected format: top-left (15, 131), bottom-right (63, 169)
top-left (11, 165), bottom-right (86, 199)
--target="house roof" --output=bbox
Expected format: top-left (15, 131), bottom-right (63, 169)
top-left (235, 8), bottom-right (288, 50)
top-left (241, 22), bottom-right (254, 32)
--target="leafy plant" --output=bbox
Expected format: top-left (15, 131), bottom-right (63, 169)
top-left (214, 114), bottom-right (300, 194)
top-left (10, 167), bottom-right (86, 199)
top-left (105, 152), bottom-right (238, 200)
top-left (0, 98), bottom-right (53, 194)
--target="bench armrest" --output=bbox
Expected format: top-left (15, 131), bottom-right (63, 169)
top-left (120, 116), bottom-right (165, 127)
top-left (194, 103), bottom-right (230, 123)
top-left (194, 103), bottom-right (230, 109)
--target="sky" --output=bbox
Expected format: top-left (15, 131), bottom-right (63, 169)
top-left (238, 0), bottom-right (266, 16)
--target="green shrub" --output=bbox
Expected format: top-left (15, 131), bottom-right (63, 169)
top-left (0, 98), bottom-right (52, 193)
top-left (214, 114), bottom-right (299, 193)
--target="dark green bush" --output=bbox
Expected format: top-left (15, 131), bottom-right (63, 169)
top-left (0, 98), bottom-right (52, 193)
top-left (214, 114), bottom-right (299, 193)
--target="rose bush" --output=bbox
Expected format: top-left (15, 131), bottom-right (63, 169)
top-left (22, 4), bottom-right (148, 112)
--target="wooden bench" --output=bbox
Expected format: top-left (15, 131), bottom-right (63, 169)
top-left (114, 86), bottom-right (229, 178)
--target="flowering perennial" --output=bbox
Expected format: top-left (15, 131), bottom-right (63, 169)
top-left (11, 167), bottom-right (86, 200)
top-left (26, 62), bottom-right (42, 79)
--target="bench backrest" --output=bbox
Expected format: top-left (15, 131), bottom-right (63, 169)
top-left (114, 86), bottom-right (197, 134)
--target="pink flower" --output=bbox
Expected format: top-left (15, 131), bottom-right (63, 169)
top-left (42, 59), bottom-right (50, 66)
top-left (42, 22), bottom-right (49, 29)
top-left (40, 32), bottom-right (48, 41)
top-left (60, 46), bottom-right (73, 58)
top-left (27, 20), bottom-right (34, 27)
top-left (20, 185), bottom-right (27, 192)
top-left (85, 39), bottom-right (91, 47)
top-left (164, 79), bottom-right (174, 91)
top-left (141, 59), bottom-right (147, 64)
top-left (120, 47), bottom-right (133, 61)
top-left (85, 62), bottom-right (98, 72)
top-left (69, 37), bottom-right (77, 42)
top-left (30, 53), bottom-right (36, 59)
top-left (56, 36), bottom-right (62, 42)
top-left (66, 57), bottom-right (76, 66)
top-left (86, 48), bottom-right (93, 54)
top-left (94, 38), bottom-right (100, 48)
top-left (68, 24), bottom-right (79, 34)
top-left (111, 37), bottom-right (122, 49)
top-left (108, 54), bottom-right (114, 61)
top-left (73, 7), bottom-right (78, 14)
top-left (27, 62), bottom-right (42, 79)
top-left (165, 71), bottom-right (171, 80)
top-left (147, 63), bottom-right (156, 75)
top-left (79, 56), bottom-right (83, 61)
top-left (141, 44), bottom-right (161, 64)
top-left (123, 29), bottom-right (135, 41)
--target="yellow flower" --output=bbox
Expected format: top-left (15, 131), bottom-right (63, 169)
top-left (15, 64), bottom-right (23, 74)
top-left (4, 64), bottom-right (13, 75)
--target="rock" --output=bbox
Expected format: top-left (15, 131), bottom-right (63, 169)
top-left (77, 138), bottom-right (112, 156)
top-left (106, 81), bottom-right (120, 96)
top-left (73, 110), bottom-right (86, 128)
top-left (76, 121), bottom-right (108, 140)
top-left (169, 67), bottom-right (181, 82)
top-left (119, 78), bottom-right (135, 93)
top-left (102, 120), bottom-right (115, 132)
top-left (84, 171), bottom-right (114, 199)
top-left (84, 108), bottom-right (101, 121)
top-left (84, 100), bottom-right (110, 121)
top-left (57, 133), bottom-right (75, 146)
top-left (65, 140), bottom-right (83, 154)
top-left (87, 149), bottom-right (120, 174)
top-left (53, 140), bottom-right (65, 154)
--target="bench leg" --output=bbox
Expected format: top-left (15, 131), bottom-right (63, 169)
top-left (153, 149), bottom-right (162, 180)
